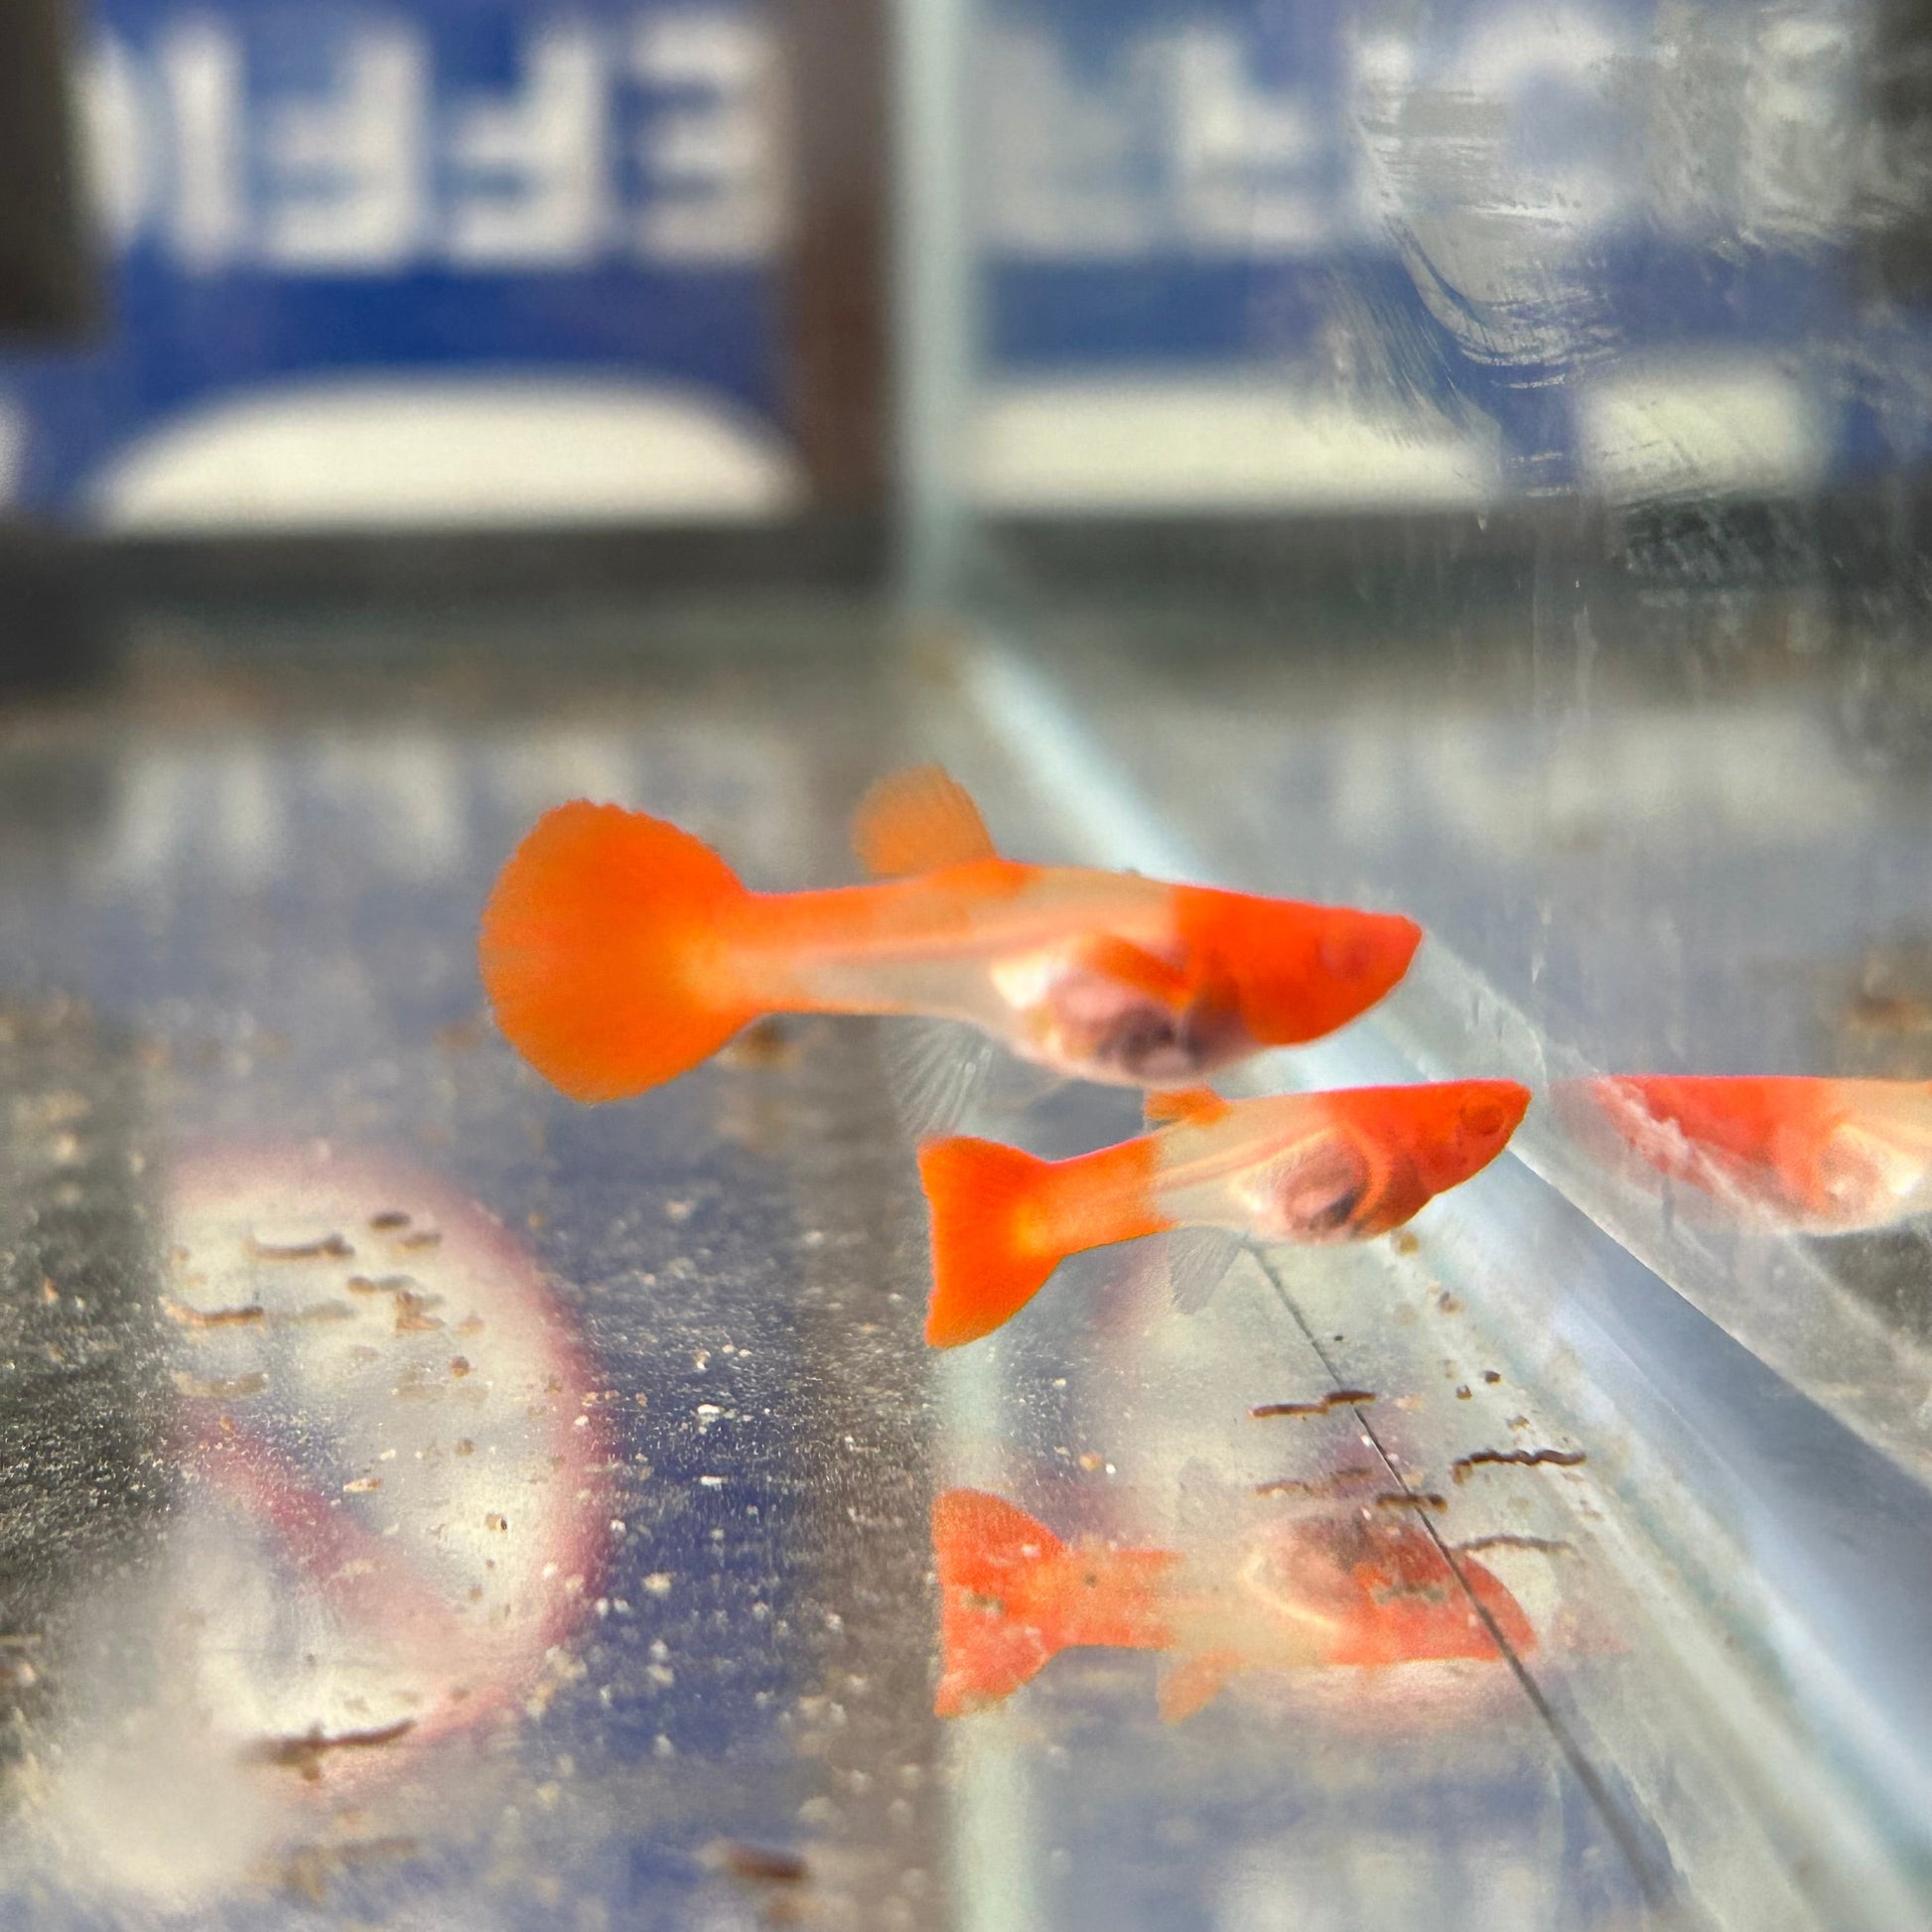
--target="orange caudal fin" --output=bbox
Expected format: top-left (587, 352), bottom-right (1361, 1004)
top-left (933, 1489), bottom-right (1064, 1716)
top-left (852, 764), bottom-right (1000, 877)
top-left (480, 801), bottom-right (759, 1103)
top-left (918, 1137), bottom-right (1063, 1347)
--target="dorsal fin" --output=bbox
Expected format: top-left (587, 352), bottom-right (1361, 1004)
top-left (1144, 1087), bottom-right (1231, 1130)
top-left (852, 765), bottom-right (1000, 877)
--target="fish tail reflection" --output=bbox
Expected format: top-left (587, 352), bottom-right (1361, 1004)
top-left (932, 1490), bottom-right (1173, 1717)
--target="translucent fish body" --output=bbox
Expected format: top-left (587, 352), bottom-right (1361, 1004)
top-left (1569, 1075), bottom-right (1932, 1235)
top-left (918, 1080), bottom-right (1529, 1346)
top-left (478, 793), bottom-right (1422, 1105)
top-left (932, 1488), bottom-right (1532, 1722)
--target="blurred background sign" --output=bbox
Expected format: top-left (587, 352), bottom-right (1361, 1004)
top-left (972, 0), bottom-right (1870, 512)
top-left (0, 0), bottom-right (889, 533)
top-left (0, 0), bottom-right (1912, 533)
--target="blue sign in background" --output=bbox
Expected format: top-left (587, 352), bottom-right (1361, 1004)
top-left (3, 0), bottom-right (1917, 518)
top-left (976, 0), bottom-right (1890, 489)
top-left (3, 0), bottom-right (789, 519)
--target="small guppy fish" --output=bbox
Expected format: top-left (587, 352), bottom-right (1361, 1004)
top-left (1562, 1074), bottom-right (1932, 1234)
top-left (933, 1488), bottom-right (1533, 1721)
top-left (918, 1079), bottom-right (1529, 1346)
top-left (480, 765), bottom-right (1422, 1103)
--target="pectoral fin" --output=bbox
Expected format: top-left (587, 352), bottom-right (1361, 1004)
top-left (886, 1018), bottom-right (997, 1139)
top-left (1128, 1225), bottom-right (1243, 1314)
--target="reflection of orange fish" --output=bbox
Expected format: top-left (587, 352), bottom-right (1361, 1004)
top-left (1566, 1075), bottom-right (1932, 1233)
top-left (933, 1489), bottom-right (1533, 1721)
top-left (919, 1080), bottom-right (1529, 1345)
top-left (480, 765), bottom-right (1420, 1103)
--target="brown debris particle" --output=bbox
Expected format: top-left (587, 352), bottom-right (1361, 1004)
top-left (706, 1838), bottom-right (810, 1883)
top-left (485, 1513), bottom-right (508, 1533)
top-left (1391, 1230), bottom-right (1420, 1256)
top-left (1453, 1385), bottom-right (1472, 1400)
top-left (1451, 1448), bottom-right (1587, 1484)
top-left (1250, 1390), bottom-right (1377, 1420)
top-left (1453, 1534), bottom-right (1574, 1558)
top-left (368, 1210), bottom-right (411, 1231)
top-left (343, 1476), bottom-right (383, 1494)
top-left (249, 1720), bottom-right (416, 1782)
top-left (449, 1357), bottom-right (471, 1378)
top-left (1482, 1370), bottom-right (1502, 1385)
top-left (397, 1228), bottom-right (443, 1252)
top-left (347, 1273), bottom-right (445, 1331)
top-left (1371, 1490), bottom-right (1448, 1513)
top-left (394, 1296), bottom-right (444, 1334)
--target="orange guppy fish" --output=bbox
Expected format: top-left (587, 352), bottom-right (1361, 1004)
top-left (933, 1488), bottom-right (1534, 1721)
top-left (1567, 1075), bottom-right (1932, 1234)
top-left (919, 1080), bottom-right (1529, 1346)
top-left (479, 766), bottom-right (1422, 1103)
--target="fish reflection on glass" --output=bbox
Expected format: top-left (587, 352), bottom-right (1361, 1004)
top-left (932, 1488), bottom-right (1533, 1721)
top-left (479, 764), bottom-right (1421, 1103)
top-left (1560, 1075), bottom-right (1932, 1234)
top-left (918, 1080), bottom-right (1529, 1346)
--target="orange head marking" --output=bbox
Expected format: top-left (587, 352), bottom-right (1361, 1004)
top-left (1174, 891), bottom-right (1423, 1048)
top-left (1319, 1081), bottom-right (1529, 1212)
top-left (1401, 1080), bottom-right (1530, 1196)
